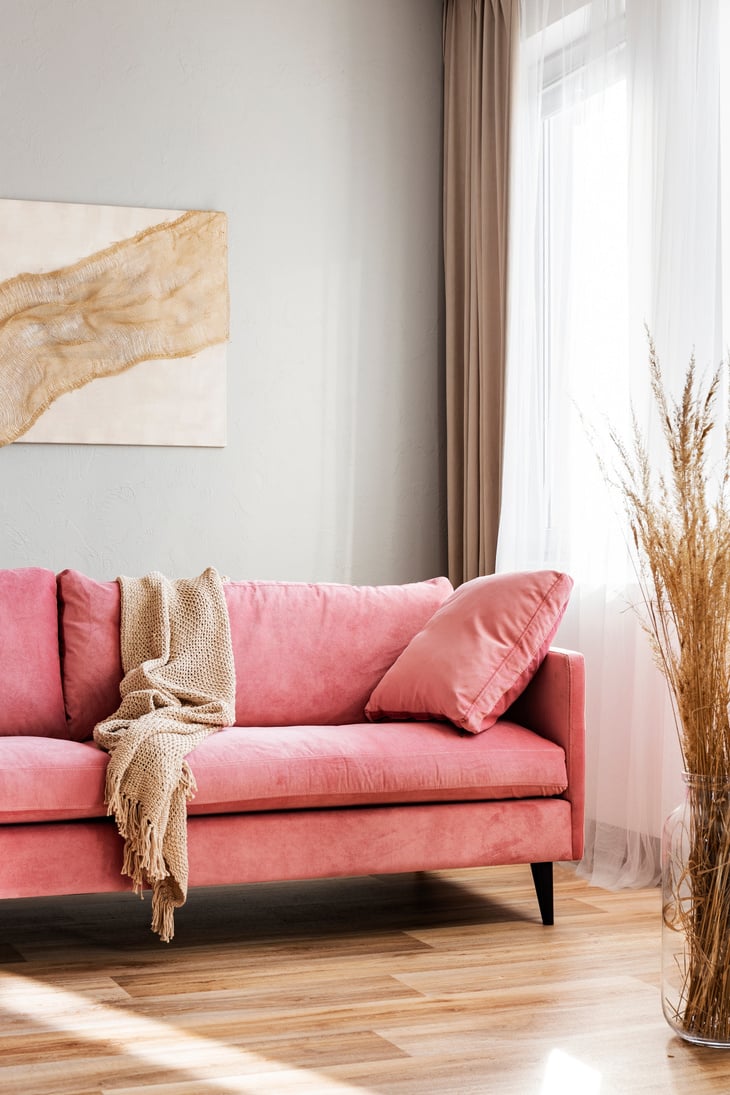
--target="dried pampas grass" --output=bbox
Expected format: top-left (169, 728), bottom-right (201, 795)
top-left (608, 331), bottom-right (730, 1042)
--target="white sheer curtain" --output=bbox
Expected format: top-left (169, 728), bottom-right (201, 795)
top-left (497, 0), bottom-right (727, 887)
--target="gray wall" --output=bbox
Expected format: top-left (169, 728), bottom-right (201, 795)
top-left (0, 0), bottom-right (445, 584)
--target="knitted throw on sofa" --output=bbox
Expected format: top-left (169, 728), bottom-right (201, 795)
top-left (94, 568), bottom-right (236, 942)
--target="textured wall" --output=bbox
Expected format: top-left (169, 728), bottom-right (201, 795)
top-left (0, 0), bottom-right (445, 583)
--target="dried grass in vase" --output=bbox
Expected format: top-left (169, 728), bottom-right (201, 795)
top-left (607, 332), bottom-right (730, 1044)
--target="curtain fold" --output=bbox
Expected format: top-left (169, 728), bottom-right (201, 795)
top-left (443, 0), bottom-right (515, 584)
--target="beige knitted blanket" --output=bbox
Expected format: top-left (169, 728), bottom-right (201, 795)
top-left (94, 568), bottom-right (235, 942)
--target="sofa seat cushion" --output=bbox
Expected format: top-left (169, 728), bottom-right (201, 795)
top-left (0, 737), bottom-right (109, 822)
top-left (0, 722), bottom-right (567, 823)
top-left (185, 721), bottom-right (568, 813)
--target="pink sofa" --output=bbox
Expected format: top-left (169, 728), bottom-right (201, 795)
top-left (0, 567), bottom-right (585, 927)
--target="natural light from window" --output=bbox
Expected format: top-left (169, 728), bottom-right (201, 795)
top-left (540, 1047), bottom-right (602, 1094)
top-left (0, 972), bottom-right (367, 1094)
top-left (543, 75), bottom-right (631, 586)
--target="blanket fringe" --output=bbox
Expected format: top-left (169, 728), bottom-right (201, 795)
top-left (151, 881), bottom-right (178, 943)
top-left (107, 774), bottom-right (186, 940)
top-left (106, 780), bottom-right (168, 890)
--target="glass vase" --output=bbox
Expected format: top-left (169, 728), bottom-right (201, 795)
top-left (662, 772), bottom-right (730, 1047)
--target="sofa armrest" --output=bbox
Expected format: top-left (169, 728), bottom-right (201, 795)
top-left (505, 647), bottom-right (585, 860)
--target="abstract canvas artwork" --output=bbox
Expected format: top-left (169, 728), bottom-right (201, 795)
top-left (0, 199), bottom-right (229, 446)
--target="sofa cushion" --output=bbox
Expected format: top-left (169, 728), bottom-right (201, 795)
top-left (0, 721), bottom-right (567, 823)
top-left (365, 570), bottom-right (573, 734)
top-left (0, 568), bottom-right (68, 739)
top-left (185, 720), bottom-right (568, 813)
top-left (0, 737), bottom-right (108, 821)
top-left (57, 570), bottom-right (123, 742)
top-left (224, 578), bottom-right (453, 726)
top-left (58, 571), bottom-right (454, 739)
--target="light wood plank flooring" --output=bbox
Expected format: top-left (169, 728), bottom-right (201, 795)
top-left (1, 864), bottom-right (730, 1094)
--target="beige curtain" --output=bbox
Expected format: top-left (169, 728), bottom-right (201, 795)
top-left (443, 0), bottom-right (515, 584)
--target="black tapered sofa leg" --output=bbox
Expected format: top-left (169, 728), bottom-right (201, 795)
top-left (530, 861), bottom-right (554, 925)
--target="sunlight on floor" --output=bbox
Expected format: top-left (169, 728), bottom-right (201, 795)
top-left (540, 1047), bottom-right (602, 1095)
top-left (0, 971), bottom-right (370, 1094)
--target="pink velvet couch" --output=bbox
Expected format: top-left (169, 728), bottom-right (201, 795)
top-left (0, 567), bottom-right (585, 927)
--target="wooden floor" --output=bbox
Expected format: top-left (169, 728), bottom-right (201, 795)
top-left (2, 865), bottom-right (730, 1094)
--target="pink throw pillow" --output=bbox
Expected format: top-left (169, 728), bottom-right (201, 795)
top-left (365, 570), bottom-right (573, 734)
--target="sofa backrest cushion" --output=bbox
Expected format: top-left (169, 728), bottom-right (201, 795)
top-left (58, 570), bottom-right (453, 739)
top-left (366, 569), bottom-right (573, 734)
top-left (225, 578), bottom-right (453, 726)
top-left (0, 568), bottom-right (68, 738)
top-left (57, 569), bottom-right (123, 742)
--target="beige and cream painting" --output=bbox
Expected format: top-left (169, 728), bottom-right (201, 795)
top-left (0, 199), bottom-right (229, 446)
